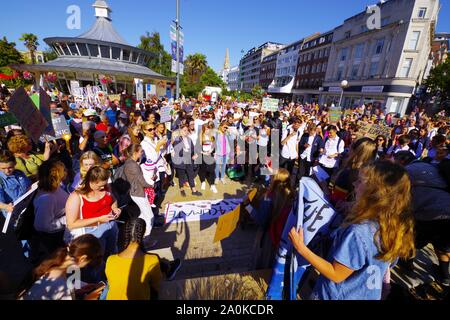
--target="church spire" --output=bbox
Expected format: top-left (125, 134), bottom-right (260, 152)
top-left (223, 48), bottom-right (230, 70)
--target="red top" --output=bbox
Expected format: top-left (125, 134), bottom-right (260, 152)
top-left (81, 192), bottom-right (114, 220)
top-left (269, 205), bottom-right (291, 248)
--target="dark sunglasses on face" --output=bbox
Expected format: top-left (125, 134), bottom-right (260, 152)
top-left (146, 128), bottom-right (155, 132)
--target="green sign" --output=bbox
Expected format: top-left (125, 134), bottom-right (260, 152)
top-left (262, 98), bottom-right (279, 112)
top-left (0, 113), bottom-right (18, 127)
top-left (329, 107), bottom-right (342, 123)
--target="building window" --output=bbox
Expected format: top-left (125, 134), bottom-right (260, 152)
top-left (400, 58), bottom-right (413, 77)
top-left (112, 47), bottom-right (121, 60)
top-left (337, 66), bottom-right (344, 80)
top-left (374, 39), bottom-right (385, 55)
top-left (68, 43), bottom-right (79, 56)
top-left (311, 64), bottom-right (316, 73)
top-left (77, 43), bottom-right (89, 56)
top-left (408, 31), bottom-right (421, 50)
top-left (322, 62), bottom-right (327, 72)
top-left (351, 64), bottom-right (359, 78)
top-left (88, 44), bottom-right (100, 57)
top-left (369, 61), bottom-right (379, 77)
top-left (340, 48), bottom-right (348, 61)
top-left (354, 43), bottom-right (364, 59)
top-left (418, 7), bottom-right (427, 18)
top-left (100, 45), bottom-right (110, 59)
top-left (62, 43), bottom-right (71, 56)
top-left (299, 55), bottom-right (303, 63)
top-left (319, 37), bottom-right (326, 44)
top-left (345, 31), bottom-right (351, 39)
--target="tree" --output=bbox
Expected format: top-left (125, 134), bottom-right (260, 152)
top-left (0, 37), bottom-right (24, 67)
top-left (184, 53), bottom-right (207, 83)
top-left (19, 33), bottom-right (39, 65)
top-left (0, 37), bottom-right (27, 88)
top-left (200, 67), bottom-right (225, 88)
top-left (43, 47), bottom-right (58, 62)
top-left (251, 84), bottom-right (264, 101)
top-left (138, 31), bottom-right (173, 77)
top-left (425, 59), bottom-right (450, 111)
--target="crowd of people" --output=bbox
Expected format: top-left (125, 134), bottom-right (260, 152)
top-left (0, 87), bottom-right (449, 300)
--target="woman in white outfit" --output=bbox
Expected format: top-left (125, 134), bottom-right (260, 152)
top-left (122, 144), bottom-right (154, 240)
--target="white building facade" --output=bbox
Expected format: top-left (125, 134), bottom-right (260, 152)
top-left (268, 40), bottom-right (303, 97)
top-left (227, 66), bottom-right (240, 91)
top-left (321, 0), bottom-right (440, 116)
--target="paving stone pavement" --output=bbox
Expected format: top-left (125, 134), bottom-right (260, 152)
top-left (150, 176), bottom-right (261, 280)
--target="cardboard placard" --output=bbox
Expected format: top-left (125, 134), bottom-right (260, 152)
top-left (40, 115), bottom-right (71, 142)
top-left (7, 87), bottom-right (49, 144)
top-left (160, 106), bottom-right (172, 123)
top-left (329, 107), bottom-right (342, 123)
top-left (262, 98), bottom-right (279, 112)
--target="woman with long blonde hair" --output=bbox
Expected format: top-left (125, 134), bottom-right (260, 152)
top-left (69, 151), bottom-right (101, 192)
top-left (330, 138), bottom-right (377, 205)
top-left (289, 161), bottom-right (415, 300)
top-left (243, 168), bottom-right (295, 269)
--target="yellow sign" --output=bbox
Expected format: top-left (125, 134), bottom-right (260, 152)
top-left (213, 188), bottom-right (258, 243)
top-left (213, 205), bottom-right (241, 243)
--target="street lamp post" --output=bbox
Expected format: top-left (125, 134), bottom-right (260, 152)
top-left (339, 80), bottom-right (349, 108)
top-left (176, 0), bottom-right (180, 100)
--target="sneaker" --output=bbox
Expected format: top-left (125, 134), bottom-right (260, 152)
top-left (166, 259), bottom-right (182, 281)
top-left (151, 204), bottom-right (157, 208)
top-left (221, 178), bottom-right (226, 185)
top-left (211, 185), bottom-right (218, 194)
top-left (192, 191), bottom-right (202, 196)
top-left (201, 182), bottom-right (206, 191)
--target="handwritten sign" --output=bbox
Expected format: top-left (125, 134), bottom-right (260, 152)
top-left (0, 112), bottom-right (18, 127)
top-left (2, 182), bottom-right (38, 234)
top-left (40, 115), bottom-right (71, 142)
top-left (160, 106), bottom-right (172, 123)
top-left (358, 123), bottom-right (392, 140)
top-left (262, 98), bottom-right (279, 112)
top-left (164, 199), bottom-right (242, 225)
top-left (7, 87), bottom-right (49, 144)
top-left (329, 107), bottom-right (342, 123)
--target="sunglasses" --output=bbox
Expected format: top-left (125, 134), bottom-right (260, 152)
top-left (146, 128), bottom-right (155, 132)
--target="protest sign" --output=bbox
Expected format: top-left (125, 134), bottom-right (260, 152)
top-left (213, 189), bottom-right (257, 243)
top-left (0, 112), bottom-right (18, 127)
top-left (2, 182), bottom-right (38, 234)
top-left (267, 178), bottom-right (339, 300)
top-left (160, 106), bottom-right (172, 123)
top-left (165, 199), bottom-right (242, 225)
top-left (358, 123), bottom-right (391, 140)
top-left (367, 124), bottom-right (392, 140)
top-left (329, 107), bottom-right (342, 123)
top-left (213, 205), bottom-right (241, 243)
top-left (108, 94), bottom-right (121, 102)
top-left (262, 98), bottom-right (279, 112)
top-left (40, 115), bottom-right (71, 142)
top-left (7, 87), bottom-right (49, 144)
top-left (40, 87), bottom-right (56, 136)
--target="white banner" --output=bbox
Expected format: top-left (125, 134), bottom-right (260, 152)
top-left (171, 60), bottom-right (184, 75)
top-left (165, 199), bottom-right (242, 225)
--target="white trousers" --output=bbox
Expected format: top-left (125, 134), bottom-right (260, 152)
top-left (130, 195), bottom-right (154, 237)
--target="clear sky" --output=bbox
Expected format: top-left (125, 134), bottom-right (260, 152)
top-left (1, 0), bottom-right (449, 73)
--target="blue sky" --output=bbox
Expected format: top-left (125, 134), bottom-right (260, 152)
top-left (1, 0), bottom-right (449, 73)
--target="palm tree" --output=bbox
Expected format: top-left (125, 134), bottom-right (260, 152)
top-left (19, 33), bottom-right (39, 64)
top-left (185, 53), bottom-right (207, 83)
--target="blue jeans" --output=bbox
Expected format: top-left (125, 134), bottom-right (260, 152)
top-left (215, 155), bottom-right (227, 180)
top-left (84, 221), bottom-right (119, 260)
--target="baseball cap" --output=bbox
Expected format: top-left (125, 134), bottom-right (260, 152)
top-left (83, 109), bottom-right (97, 117)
